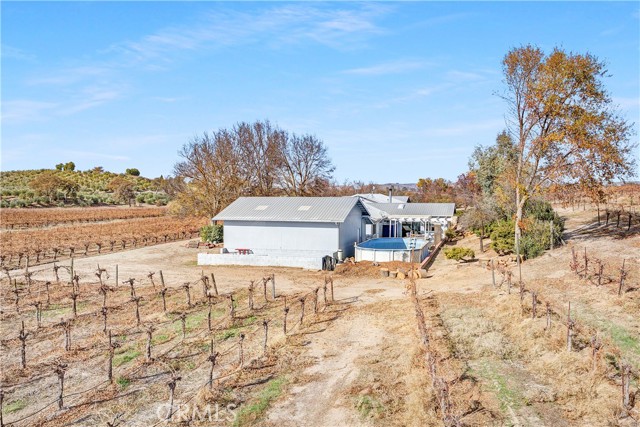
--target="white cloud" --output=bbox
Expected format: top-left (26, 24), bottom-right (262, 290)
top-left (342, 60), bottom-right (430, 76)
top-left (1, 100), bottom-right (58, 124)
top-left (1, 45), bottom-right (36, 62)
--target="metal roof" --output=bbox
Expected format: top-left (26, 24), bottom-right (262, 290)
top-left (213, 197), bottom-right (368, 223)
top-left (351, 193), bottom-right (410, 204)
top-left (366, 202), bottom-right (455, 219)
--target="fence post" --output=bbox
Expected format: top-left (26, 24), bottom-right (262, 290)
top-left (263, 277), bottom-right (268, 302)
top-left (0, 388), bottom-right (4, 427)
top-left (159, 269), bottom-right (164, 288)
top-left (550, 221), bottom-right (554, 250)
top-left (70, 257), bottom-right (74, 284)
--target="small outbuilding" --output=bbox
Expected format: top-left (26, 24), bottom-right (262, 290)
top-left (198, 197), bottom-right (369, 269)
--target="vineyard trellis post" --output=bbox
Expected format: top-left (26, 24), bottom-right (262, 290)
top-left (283, 306), bottom-right (289, 335)
top-left (622, 363), bottom-right (631, 409)
top-left (313, 288), bottom-right (319, 314)
top-left (248, 281), bottom-right (255, 311)
top-left (491, 259), bottom-right (496, 288)
top-left (207, 295), bottom-right (214, 331)
top-left (55, 363), bottom-right (67, 410)
top-left (132, 296), bottom-right (142, 326)
top-left (238, 333), bottom-right (245, 368)
top-left (145, 325), bottom-right (155, 362)
top-left (183, 283), bottom-right (191, 308)
top-left (567, 302), bottom-right (574, 352)
top-left (160, 287), bottom-right (167, 312)
top-left (45, 281), bottom-right (51, 306)
top-left (545, 302), bottom-right (551, 330)
top-left (208, 342), bottom-right (219, 391)
top-left (263, 320), bottom-right (269, 356)
top-left (531, 292), bottom-right (537, 319)
top-left (0, 388), bottom-right (4, 427)
top-left (19, 321), bottom-right (28, 369)
top-left (228, 294), bottom-right (235, 324)
top-left (590, 335), bottom-right (601, 372)
top-left (211, 272), bottom-right (218, 296)
top-left (180, 313), bottom-right (187, 339)
top-left (102, 307), bottom-right (108, 333)
top-left (70, 291), bottom-right (79, 318)
top-left (115, 265), bottom-right (118, 287)
top-left (166, 375), bottom-right (181, 420)
top-left (299, 297), bottom-right (306, 326)
top-left (271, 273), bottom-right (276, 299)
top-left (618, 260), bottom-right (628, 296)
top-left (159, 269), bottom-right (164, 288)
top-left (33, 301), bottom-right (42, 328)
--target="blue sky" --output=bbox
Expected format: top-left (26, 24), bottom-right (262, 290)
top-left (2, 2), bottom-right (639, 183)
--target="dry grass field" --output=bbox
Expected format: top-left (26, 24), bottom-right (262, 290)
top-left (0, 205), bottom-right (638, 426)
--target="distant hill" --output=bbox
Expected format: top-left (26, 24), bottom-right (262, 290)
top-left (0, 168), bottom-right (170, 208)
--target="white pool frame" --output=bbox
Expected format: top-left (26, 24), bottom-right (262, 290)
top-left (354, 237), bottom-right (432, 263)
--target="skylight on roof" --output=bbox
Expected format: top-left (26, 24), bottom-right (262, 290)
top-left (398, 204), bottom-right (405, 209)
top-left (298, 205), bottom-right (311, 211)
top-left (255, 205), bottom-right (268, 211)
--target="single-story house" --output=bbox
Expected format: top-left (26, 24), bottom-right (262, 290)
top-left (351, 193), bottom-right (410, 204)
top-left (362, 202), bottom-right (455, 238)
top-left (198, 197), bottom-right (369, 269)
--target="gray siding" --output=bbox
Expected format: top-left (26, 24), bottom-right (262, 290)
top-left (338, 207), bottom-right (364, 257)
top-left (224, 220), bottom-right (340, 257)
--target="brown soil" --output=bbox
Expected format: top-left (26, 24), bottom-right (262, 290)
top-left (1, 204), bottom-right (638, 426)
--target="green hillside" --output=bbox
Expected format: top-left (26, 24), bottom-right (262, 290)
top-left (0, 167), bottom-right (171, 208)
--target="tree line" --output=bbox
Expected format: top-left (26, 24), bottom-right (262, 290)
top-left (171, 121), bottom-right (335, 217)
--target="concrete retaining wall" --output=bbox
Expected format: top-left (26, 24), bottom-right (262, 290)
top-left (198, 252), bottom-right (323, 270)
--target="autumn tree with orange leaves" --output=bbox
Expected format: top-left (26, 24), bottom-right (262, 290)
top-left (499, 45), bottom-right (636, 258)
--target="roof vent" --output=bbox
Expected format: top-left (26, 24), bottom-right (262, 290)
top-left (298, 205), bottom-right (311, 211)
top-left (255, 205), bottom-right (268, 211)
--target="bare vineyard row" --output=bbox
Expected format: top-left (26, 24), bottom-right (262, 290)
top-left (0, 264), bottom-right (336, 426)
top-left (0, 216), bottom-right (207, 269)
top-left (407, 247), bottom-right (639, 426)
top-left (0, 207), bottom-right (168, 229)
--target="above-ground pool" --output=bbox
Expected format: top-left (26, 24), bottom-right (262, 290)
top-left (355, 237), bottom-right (431, 263)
